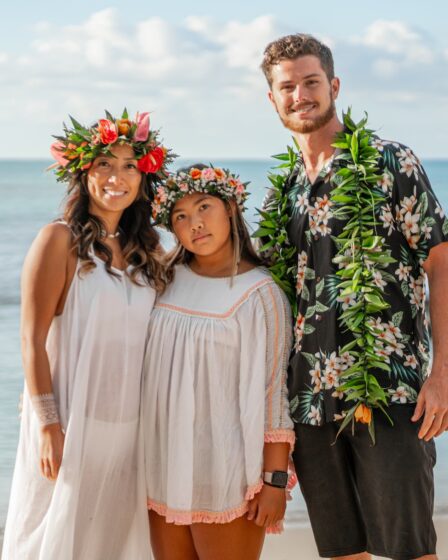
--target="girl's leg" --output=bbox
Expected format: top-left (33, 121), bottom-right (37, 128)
top-left (148, 510), bottom-right (199, 560)
top-left (191, 515), bottom-right (266, 560)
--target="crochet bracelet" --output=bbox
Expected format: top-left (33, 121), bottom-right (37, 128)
top-left (30, 393), bottom-right (60, 426)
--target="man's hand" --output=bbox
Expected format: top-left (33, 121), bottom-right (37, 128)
top-left (246, 484), bottom-right (286, 527)
top-left (412, 369), bottom-right (448, 440)
top-left (418, 242), bottom-right (448, 441)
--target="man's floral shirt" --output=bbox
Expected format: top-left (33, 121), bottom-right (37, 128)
top-left (282, 139), bottom-right (448, 426)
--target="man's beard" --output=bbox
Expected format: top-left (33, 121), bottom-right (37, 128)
top-left (279, 98), bottom-right (336, 134)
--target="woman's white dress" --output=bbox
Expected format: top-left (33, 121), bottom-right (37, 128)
top-left (143, 265), bottom-right (295, 526)
top-left (2, 254), bottom-right (155, 560)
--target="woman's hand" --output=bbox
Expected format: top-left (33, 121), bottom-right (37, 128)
top-left (246, 484), bottom-right (286, 527)
top-left (39, 423), bottom-right (65, 481)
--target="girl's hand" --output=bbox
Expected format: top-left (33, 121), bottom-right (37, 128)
top-left (39, 423), bottom-right (65, 481)
top-left (246, 484), bottom-right (286, 527)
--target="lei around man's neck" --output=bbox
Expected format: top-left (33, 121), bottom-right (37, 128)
top-left (255, 109), bottom-right (396, 442)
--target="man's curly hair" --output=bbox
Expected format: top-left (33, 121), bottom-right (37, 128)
top-left (261, 34), bottom-right (335, 87)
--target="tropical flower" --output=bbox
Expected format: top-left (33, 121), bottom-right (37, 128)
top-left (336, 292), bottom-right (356, 310)
top-left (295, 193), bottom-right (308, 213)
top-left (134, 112), bottom-right (150, 142)
top-left (308, 405), bottom-right (322, 425)
top-left (380, 204), bottom-right (395, 235)
top-left (137, 147), bottom-right (165, 173)
top-left (404, 354), bottom-right (418, 369)
top-left (389, 386), bottom-right (411, 403)
top-left (354, 403), bottom-right (372, 424)
top-left (395, 262), bottom-right (411, 281)
top-left (377, 171), bottom-right (393, 193)
top-left (98, 119), bottom-right (118, 144)
top-left (294, 313), bottom-right (305, 352)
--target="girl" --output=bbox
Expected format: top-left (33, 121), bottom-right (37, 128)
top-left (2, 110), bottom-right (173, 560)
top-left (143, 164), bottom-right (295, 560)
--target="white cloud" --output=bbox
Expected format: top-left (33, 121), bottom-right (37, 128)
top-left (0, 12), bottom-right (447, 158)
top-left (354, 19), bottom-right (434, 64)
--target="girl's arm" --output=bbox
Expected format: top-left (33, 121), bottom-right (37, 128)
top-left (21, 223), bottom-right (72, 480)
top-left (247, 282), bottom-right (295, 528)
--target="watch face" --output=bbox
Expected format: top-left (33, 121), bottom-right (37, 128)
top-left (272, 471), bottom-right (288, 487)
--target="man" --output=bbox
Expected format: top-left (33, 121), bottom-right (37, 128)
top-left (260, 33), bottom-right (448, 560)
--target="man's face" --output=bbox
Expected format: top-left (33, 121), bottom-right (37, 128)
top-left (268, 55), bottom-right (340, 134)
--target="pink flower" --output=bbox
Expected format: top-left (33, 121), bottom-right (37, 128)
top-left (50, 142), bottom-right (69, 167)
top-left (234, 180), bottom-right (245, 195)
top-left (179, 182), bottom-right (189, 192)
top-left (134, 112), bottom-right (150, 142)
top-left (201, 168), bottom-right (216, 181)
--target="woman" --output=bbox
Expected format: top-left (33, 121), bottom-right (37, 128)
top-left (2, 110), bottom-right (174, 560)
top-left (143, 164), bottom-right (295, 560)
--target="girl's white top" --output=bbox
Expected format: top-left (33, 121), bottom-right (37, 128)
top-left (143, 265), bottom-right (295, 525)
top-left (2, 254), bottom-right (155, 560)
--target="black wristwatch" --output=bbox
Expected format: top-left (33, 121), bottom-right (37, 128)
top-left (263, 470), bottom-right (288, 489)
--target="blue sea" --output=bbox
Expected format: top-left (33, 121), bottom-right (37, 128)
top-left (1, 159), bottom-right (448, 531)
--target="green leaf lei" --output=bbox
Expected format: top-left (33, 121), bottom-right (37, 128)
top-left (255, 109), bottom-right (397, 443)
top-left (253, 144), bottom-right (299, 316)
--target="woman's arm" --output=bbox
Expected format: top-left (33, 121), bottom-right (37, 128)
top-left (21, 222), bottom-right (73, 480)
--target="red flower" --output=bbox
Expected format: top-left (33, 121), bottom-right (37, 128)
top-left (98, 119), bottom-right (118, 144)
top-left (137, 147), bottom-right (165, 173)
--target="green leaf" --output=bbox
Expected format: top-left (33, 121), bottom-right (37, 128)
top-left (290, 395), bottom-right (299, 414)
top-left (315, 301), bottom-right (329, 313)
top-left (315, 278), bottom-right (325, 297)
top-left (303, 323), bottom-right (316, 335)
top-left (301, 352), bottom-right (319, 367)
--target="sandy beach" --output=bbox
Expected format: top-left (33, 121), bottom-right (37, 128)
top-left (0, 517), bottom-right (447, 558)
top-left (261, 516), bottom-right (448, 559)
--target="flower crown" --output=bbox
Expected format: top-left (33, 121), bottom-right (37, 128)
top-left (152, 166), bottom-right (249, 227)
top-left (50, 108), bottom-right (175, 182)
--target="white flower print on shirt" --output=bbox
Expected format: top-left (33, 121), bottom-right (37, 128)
top-left (307, 405), bottom-right (321, 425)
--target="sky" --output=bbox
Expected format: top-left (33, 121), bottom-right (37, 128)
top-left (1, 0), bottom-right (448, 159)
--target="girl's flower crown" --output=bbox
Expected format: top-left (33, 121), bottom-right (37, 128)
top-left (152, 166), bottom-right (249, 227)
top-left (50, 108), bottom-right (175, 182)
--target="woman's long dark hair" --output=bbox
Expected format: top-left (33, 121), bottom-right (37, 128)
top-left (166, 164), bottom-right (264, 276)
top-left (63, 171), bottom-right (168, 292)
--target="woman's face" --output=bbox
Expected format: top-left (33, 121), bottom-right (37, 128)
top-left (86, 144), bottom-right (142, 217)
top-left (171, 193), bottom-right (233, 259)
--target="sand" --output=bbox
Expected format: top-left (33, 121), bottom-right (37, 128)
top-left (1, 517), bottom-right (447, 558)
top-left (261, 516), bottom-right (448, 559)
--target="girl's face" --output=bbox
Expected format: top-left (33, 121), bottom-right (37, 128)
top-left (171, 193), bottom-right (233, 259)
top-left (86, 144), bottom-right (142, 217)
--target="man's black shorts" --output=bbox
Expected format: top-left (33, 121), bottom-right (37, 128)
top-left (293, 404), bottom-right (437, 560)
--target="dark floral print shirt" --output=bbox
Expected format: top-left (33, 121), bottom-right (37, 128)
top-left (280, 138), bottom-right (448, 426)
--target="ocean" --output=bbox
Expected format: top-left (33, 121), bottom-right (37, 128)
top-left (1, 158), bottom-right (448, 530)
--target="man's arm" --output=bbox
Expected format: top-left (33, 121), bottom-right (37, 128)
top-left (412, 241), bottom-right (448, 439)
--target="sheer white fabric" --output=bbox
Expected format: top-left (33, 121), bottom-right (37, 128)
top-left (2, 255), bottom-right (155, 560)
top-left (143, 265), bottom-right (294, 525)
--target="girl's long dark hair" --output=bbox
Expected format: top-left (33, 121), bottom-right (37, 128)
top-left (63, 171), bottom-right (168, 292)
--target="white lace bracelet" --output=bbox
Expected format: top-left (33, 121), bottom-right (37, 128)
top-left (30, 393), bottom-right (60, 426)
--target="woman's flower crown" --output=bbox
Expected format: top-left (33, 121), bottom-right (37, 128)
top-left (152, 166), bottom-right (249, 227)
top-left (50, 108), bottom-right (175, 182)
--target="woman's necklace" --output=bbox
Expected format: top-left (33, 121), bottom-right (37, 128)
top-left (101, 228), bottom-right (120, 239)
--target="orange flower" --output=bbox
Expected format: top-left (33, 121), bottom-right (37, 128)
top-left (354, 403), bottom-right (372, 424)
top-left (214, 168), bottom-right (225, 180)
top-left (117, 118), bottom-right (131, 136)
top-left (190, 168), bottom-right (202, 180)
